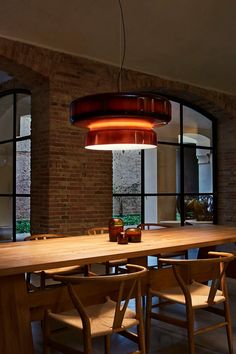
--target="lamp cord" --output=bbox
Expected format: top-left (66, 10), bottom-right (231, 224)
top-left (117, 0), bottom-right (126, 92)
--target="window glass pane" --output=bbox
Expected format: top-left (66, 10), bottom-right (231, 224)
top-left (144, 196), bottom-right (158, 223)
top-left (145, 145), bottom-right (180, 193)
top-left (144, 148), bottom-right (157, 193)
top-left (16, 94), bottom-right (31, 137)
top-left (184, 146), bottom-right (213, 193)
top-left (156, 101), bottom-right (180, 143)
top-left (145, 195), bottom-right (180, 225)
top-left (16, 140), bottom-right (31, 194)
top-left (183, 106), bottom-right (212, 147)
top-left (113, 150), bottom-right (141, 194)
top-left (184, 195), bottom-right (213, 223)
top-left (0, 94), bottom-right (13, 141)
top-left (0, 196), bottom-right (13, 241)
top-left (113, 196), bottom-right (141, 227)
top-left (0, 142), bottom-right (13, 194)
top-left (184, 146), bottom-right (198, 193)
top-left (16, 197), bottom-right (30, 241)
top-left (197, 148), bottom-right (213, 193)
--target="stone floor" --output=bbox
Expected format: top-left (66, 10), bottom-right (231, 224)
top-left (32, 274), bottom-right (236, 354)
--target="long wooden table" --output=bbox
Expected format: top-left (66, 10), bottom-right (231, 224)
top-left (0, 225), bottom-right (236, 354)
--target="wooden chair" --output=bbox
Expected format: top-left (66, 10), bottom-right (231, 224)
top-left (87, 227), bottom-right (128, 274)
top-left (44, 264), bottom-right (147, 354)
top-left (24, 234), bottom-right (88, 290)
top-left (146, 251), bottom-right (235, 354)
top-left (138, 223), bottom-right (188, 268)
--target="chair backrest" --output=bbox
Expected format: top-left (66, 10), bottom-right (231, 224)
top-left (87, 227), bottom-right (109, 235)
top-left (138, 223), bottom-right (170, 230)
top-left (157, 251), bottom-right (235, 305)
top-left (53, 264), bottom-right (147, 330)
top-left (24, 234), bottom-right (66, 241)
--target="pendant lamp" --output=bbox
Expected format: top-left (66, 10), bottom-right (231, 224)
top-left (70, 0), bottom-right (171, 150)
top-left (70, 92), bottom-right (171, 150)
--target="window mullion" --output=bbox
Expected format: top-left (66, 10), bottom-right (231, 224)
top-left (12, 92), bottom-right (17, 241)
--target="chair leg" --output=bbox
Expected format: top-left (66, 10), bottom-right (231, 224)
top-left (104, 335), bottom-right (111, 354)
top-left (40, 273), bottom-right (46, 289)
top-left (105, 262), bottom-right (110, 275)
top-left (186, 307), bottom-right (195, 354)
top-left (142, 295), bottom-right (146, 311)
top-left (145, 291), bottom-right (152, 353)
top-left (137, 320), bottom-right (146, 354)
top-left (224, 301), bottom-right (234, 354)
top-left (83, 331), bottom-right (93, 354)
top-left (185, 250), bottom-right (188, 259)
top-left (43, 311), bottom-right (51, 354)
top-left (84, 264), bottom-right (89, 276)
top-left (26, 272), bottom-right (31, 291)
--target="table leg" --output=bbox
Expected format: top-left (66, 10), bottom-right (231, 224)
top-left (0, 274), bottom-right (34, 354)
top-left (197, 246), bottom-right (216, 259)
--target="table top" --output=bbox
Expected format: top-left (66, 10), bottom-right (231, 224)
top-left (0, 225), bottom-right (236, 277)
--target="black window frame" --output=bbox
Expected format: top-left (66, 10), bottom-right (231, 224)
top-left (113, 96), bottom-right (217, 226)
top-left (0, 89), bottom-right (31, 241)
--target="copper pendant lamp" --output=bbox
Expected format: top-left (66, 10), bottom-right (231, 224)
top-left (70, 92), bottom-right (171, 150)
top-left (70, 1), bottom-right (171, 150)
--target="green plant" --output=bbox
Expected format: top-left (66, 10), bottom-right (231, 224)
top-left (16, 219), bottom-right (30, 233)
top-left (113, 214), bottom-right (141, 226)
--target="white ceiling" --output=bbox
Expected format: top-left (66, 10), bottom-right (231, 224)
top-left (0, 0), bottom-right (235, 95)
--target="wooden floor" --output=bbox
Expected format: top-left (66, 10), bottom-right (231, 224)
top-left (32, 276), bottom-right (236, 354)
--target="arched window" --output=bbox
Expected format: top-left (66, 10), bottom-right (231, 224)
top-left (112, 98), bottom-right (215, 227)
top-left (0, 90), bottom-right (31, 242)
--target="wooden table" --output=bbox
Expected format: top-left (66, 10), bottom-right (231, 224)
top-left (0, 225), bottom-right (236, 354)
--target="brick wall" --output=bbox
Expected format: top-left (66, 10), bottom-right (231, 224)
top-left (0, 36), bottom-right (235, 233)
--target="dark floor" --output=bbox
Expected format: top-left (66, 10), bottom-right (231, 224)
top-left (32, 255), bottom-right (236, 354)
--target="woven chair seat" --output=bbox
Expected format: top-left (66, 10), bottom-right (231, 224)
top-left (49, 297), bottom-right (138, 337)
top-left (152, 280), bottom-right (225, 309)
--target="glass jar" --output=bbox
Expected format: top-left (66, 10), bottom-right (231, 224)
top-left (108, 218), bottom-right (124, 242)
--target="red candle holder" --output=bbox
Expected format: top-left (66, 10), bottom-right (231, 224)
top-left (117, 232), bottom-right (129, 244)
top-left (125, 228), bottom-right (142, 243)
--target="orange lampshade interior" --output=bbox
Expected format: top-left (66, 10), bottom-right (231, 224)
top-left (88, 118), bottom-right (153, 130)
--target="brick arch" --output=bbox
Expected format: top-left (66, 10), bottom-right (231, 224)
top-left (0, 55), bottom-right (46, 88)
top-left (123, 67), bottom-right (236, 121)
top-left (0, 52), bottom-right (51, 236)
top-left (145, 85), bottom-right (235, 121)
top-left (0, 36), bottom-right (61, 82)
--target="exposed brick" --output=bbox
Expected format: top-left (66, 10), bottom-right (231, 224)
top-left (0, 36), bottom-right (236, 234)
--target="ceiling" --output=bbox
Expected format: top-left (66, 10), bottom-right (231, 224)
top-left (0, 0), bottom-right (235, 95)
